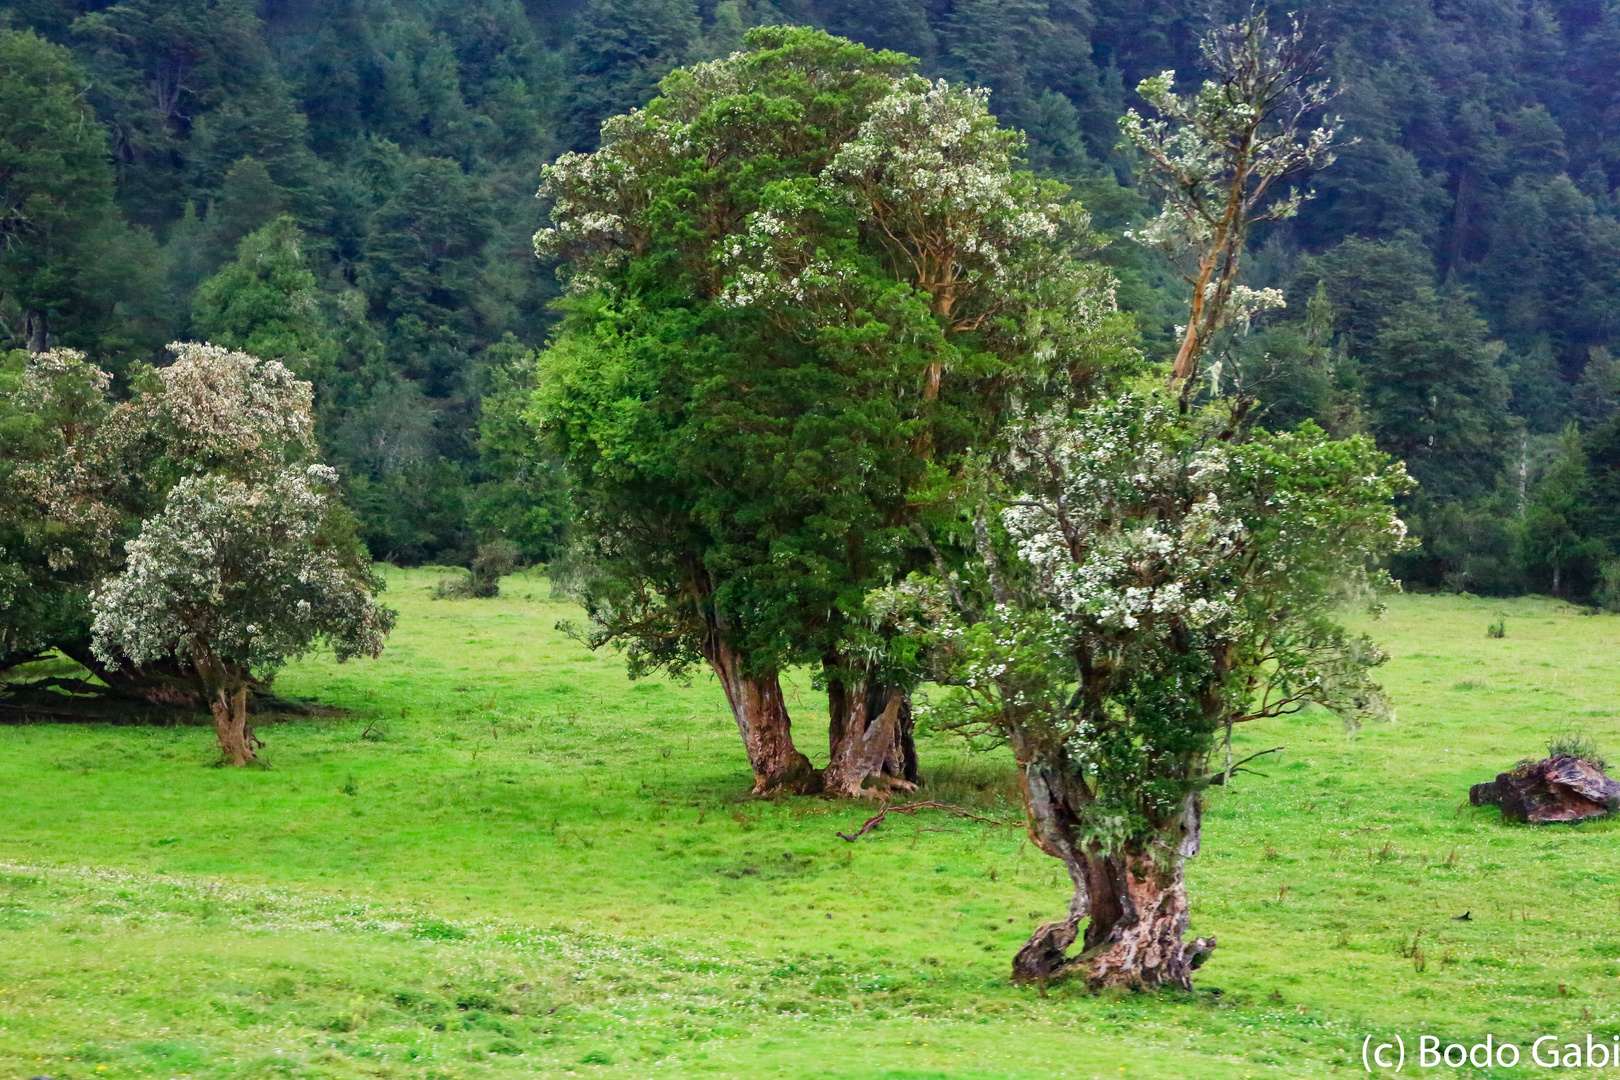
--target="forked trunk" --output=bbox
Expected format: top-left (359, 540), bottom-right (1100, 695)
top-left (822, 670), bottom-right (919, 798)
top-left (701, 633), bottom-right (819, 794)
top-left (1011, 747), bottom-right (1214, 990)
top-left (211, 686), bottom-right (258, 766)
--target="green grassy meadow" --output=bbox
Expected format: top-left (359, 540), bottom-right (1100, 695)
top-left (2, 569), bottom-right (1619, 1079)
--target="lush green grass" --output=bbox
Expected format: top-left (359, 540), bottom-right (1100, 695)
top-left (2, 571), bottom-right (1619, 1079)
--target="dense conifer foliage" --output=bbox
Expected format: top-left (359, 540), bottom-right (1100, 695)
top-left (0, 0), bottom-right (1617, 592)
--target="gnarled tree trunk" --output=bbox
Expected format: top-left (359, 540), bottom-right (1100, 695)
top-left (210, 686), bottom-right (258, 766)
top-left (1011, 743), bottom-right (1214, 990)
top-left (701, 632), bottom-right (819, 794)
top-left (822, 666), bottom-right (919, 798)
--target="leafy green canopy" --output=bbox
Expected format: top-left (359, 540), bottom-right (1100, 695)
top-left (531, 25), bottom-right (1133, 682)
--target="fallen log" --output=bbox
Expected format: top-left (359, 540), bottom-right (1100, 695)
top-left (1470, 754), bottom-right (1620, 823)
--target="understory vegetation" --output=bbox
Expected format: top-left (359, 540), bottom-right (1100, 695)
top-left (1, 569), bottom-right (1617, 1078)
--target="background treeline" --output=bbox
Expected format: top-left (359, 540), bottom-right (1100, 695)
top-left (2, 0), bottom-right (1618, 596)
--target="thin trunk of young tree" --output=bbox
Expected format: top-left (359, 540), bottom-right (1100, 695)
top-left (24, 309), bottom-right (47, 353)
top-left (822, 666), bottom-right (919, 797)
top-left (701, 632), bottom-right (819, 794)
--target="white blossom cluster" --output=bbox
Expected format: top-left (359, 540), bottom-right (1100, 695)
top-left (824, 78), bottom-right (1059, 299)
top-left (11, 345), bottom-right (319, 572)
top-left (1120, 63), bottom-right (1336, 258)
top-left (533, 108), bottom-right (675, 278)
top-left (1000, 395), bottom-right (1408, 643)
top-left (12, 349), bottom-right (126, 569)
top-left (897, 392), bottom-right (1412, 800)
top-left (3, 342), bottom-right (393, 690)
top-left (91, 465), bottom-right (393, 680)
top-left (716, 179), bottom-right (850, 310)
top-left (144, 342), bottom-right (315, 472)
top-left (1002, 401), bottom-right (1246, 634)
top-left (712, 77), bottom-right (1096, 331)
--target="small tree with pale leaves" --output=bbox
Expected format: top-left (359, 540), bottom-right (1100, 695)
top-left (72, 343), bottom-right (395, 764)
top-left (1120, 11), bottom-right (1338, 402)
top-left (92, 465), bottom-right (393, 765)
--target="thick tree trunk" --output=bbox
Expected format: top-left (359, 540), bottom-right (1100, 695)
top-left (701, 633), bottom-right (818, 794)
top-left (211, 687), bottom-right (258, 766)
top-left (1010, 745), bottom-right (1214, 990)
top-left (1078, 820), bottom-right (1216, 990)
top-left (822, 669), bottom-right (919, 798)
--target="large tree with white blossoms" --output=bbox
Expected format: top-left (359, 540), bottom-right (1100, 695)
top-left (876, 13), bottom-right (1404, 989)
top-left (885, 402), bottom-right (1409, 988)
top-left (532, 26), bottom-right (1130, 795)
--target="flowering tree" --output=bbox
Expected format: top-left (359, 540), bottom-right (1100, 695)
top-left (92, 465), bottom-right (393, 764)
top-left (2, 343), bottom-right (393, 758)
top-left (866, 15), bottom-right (1403, 989)
top-left (884, 395), bottom-right (1410, 988)
top-left (1, 348), bottom-right (147, 678)
top-left (138, 341), bottom-right (317, 479)
top-left (534, 26), bottom-right (1129, 795)
top-left (1120, 12), bottom-right (1337, 402)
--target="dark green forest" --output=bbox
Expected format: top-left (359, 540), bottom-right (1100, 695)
top-left (3, 0), bottom-right (1618, 596)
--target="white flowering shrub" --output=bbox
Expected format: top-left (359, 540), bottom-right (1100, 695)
top-left (7, 342), bottom-right (315, 582)
top-left (91, 465), bottom-right (392, 680)
top-left (1, 341), bottom-right (392, 752)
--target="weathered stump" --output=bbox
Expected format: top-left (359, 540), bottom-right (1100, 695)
top-left (1470, 754), bottom-right (1620, 822)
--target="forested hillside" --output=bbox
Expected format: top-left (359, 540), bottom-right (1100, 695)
top-left (3, 0), bottom-right (1618, 595)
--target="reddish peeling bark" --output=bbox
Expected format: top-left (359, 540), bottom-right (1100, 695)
top-left (702, 633), bottom-right (819, 795)
top-left (1079, 808), bottom-right (1215, 990)
top-left (823, 671), bottom-right (919, 798)
top-left (1010, 742), bottom-right (1214, 990)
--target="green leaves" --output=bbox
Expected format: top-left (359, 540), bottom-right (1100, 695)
top-left (909, 391), bottom-right (1411, 848)
top-left (534, 26), bottom-right (1134, 693)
